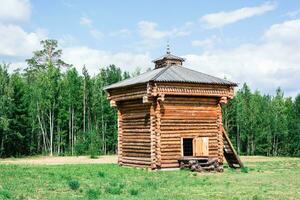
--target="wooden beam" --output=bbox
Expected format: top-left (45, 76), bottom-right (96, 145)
top-left (155, 100), bottom-right (162, 168)
top-left (217, 103), bottom-right (223, 164)
top-left (219, 96), bottom-right (228, 104)
top-left (157, 94), bottom-right (165, 102)
top-left (117, 110), bottom-right (123, 165)
top-left (143, 95), bottom-right (149, 103)
top-left (150, 101), bottom-right (157, 169)
top-left (110, 100), bottom-right (117, 107)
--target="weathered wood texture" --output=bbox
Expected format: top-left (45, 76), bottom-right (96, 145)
top-left (155, 83), bottom-right (235, 99)
top-left (108, 84), bottom-right (148, 102)
top-left (107, 81), bottom-right (238, 169)
top-left (118, 99), bottom-right (151, 167)
top-left (107, 82), bottom-right (234, 103)
top-left (223, 127), bottom-right (244, 168)
top-left (159, 96), bottom-right (220, 168)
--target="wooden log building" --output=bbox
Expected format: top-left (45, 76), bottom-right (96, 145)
top-left (104, 48), bottom-right (243, 170)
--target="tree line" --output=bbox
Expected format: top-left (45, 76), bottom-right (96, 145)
top-left (0, 39), bottom-right (134, 157)
top-left (223, 84), bottom-right (300, 156)
top-left (0, 39), bottom-right (299, 157)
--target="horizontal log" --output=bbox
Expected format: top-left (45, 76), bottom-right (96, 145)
top-left (119, 102), bottom-right (149, 108)
top-left (161, 123), bottom-right (217, 126)
top-left (123, 136), bottom-right (150, 140)
top-left (161, 148), bottom-right (181, 152)
top-left (123, 139), bottom-right (150, 143)
top-left (122, 152), bottom-right (151, 158)
top-left (161, 145), bottom-right (181, 149)
top-left (160, 133), bottom-right (217, 138)
top-left (160, 141), bottom-right (181, 145)
top-left (122, 156), bottom-right (151, 161)
top-left (123, 130), bottom-right (150, 133)
top-left (162, 105), bottom-right (217, 110)
top-left (162, 108), bottom-right (218, 113)
top-left (122, 142), bottom-right (150, 146)
top-left (122, 122), bottom-right (150, 125)
top-left (122, 149), bottom-right (151, 153)
top-left (122, 112), bottom-right (149, 117)
top-left (122, 144), bottom-right (150, 149)
top-left (161, 119), bottom-right (218, 123)
top-left (122, 163), bottom-right (150, 168)
top-left (160, 127), bottom-right (218, 131)
top-left (122, 119), bottom-right (151, 123)
top-left (161, 130), bottom-right (217, 134)
top-left (161, 163), bottom-right (179, 168)
top-left (161, 116), bottom-right (217, 120)
top-left (163, 96), bottom-right (218, 102)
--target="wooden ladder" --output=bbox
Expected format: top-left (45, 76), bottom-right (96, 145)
top-left (222, 127), bottom-right (244, 168)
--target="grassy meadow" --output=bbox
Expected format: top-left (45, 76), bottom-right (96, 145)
top-left (0, 156), bottom-right (300, 200)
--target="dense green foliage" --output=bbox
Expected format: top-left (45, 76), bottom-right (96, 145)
top-left (0, 40), bottom-right (130, 157)
top-left (223, 84), bottom-right (300, 156)
top-left (0, 39), bottom-right (300, 157)
top-left (0, 157), bottom-right (300, 199)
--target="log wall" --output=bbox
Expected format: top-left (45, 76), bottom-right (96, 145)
top-left (159, 96), bottom-right (220, 168)
top-left (118, 99), bottom-right (151, 167)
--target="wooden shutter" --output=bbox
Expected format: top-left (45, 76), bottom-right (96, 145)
top-left (193, 137), bottom-right (209, 156)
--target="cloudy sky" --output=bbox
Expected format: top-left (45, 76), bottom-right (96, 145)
top-left (1, 0), bottom-right (300, 96)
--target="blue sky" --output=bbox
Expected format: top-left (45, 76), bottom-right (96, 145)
top-left (1, 0), bottom-right (300, 96)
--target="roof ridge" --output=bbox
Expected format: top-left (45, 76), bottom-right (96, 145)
top-left (174, 65), bottom-right (235, 84)
top-left (104, 64), bottom-right (237, 90)
top-left (151, 65), bottom-right (171, 81)
top-left (103, 69), bottom-right (156, 90)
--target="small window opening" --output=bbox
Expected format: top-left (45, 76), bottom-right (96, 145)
top-left (183, 138), bottom-right (193, 156)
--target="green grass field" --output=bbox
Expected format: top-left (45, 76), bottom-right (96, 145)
top-left (0, 156), bottom-right (300, 200)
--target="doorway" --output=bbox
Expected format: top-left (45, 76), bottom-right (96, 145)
top-left (182, 137), bottom-right (209, 157)
top-left (182, 138), bottom-right (193, 156)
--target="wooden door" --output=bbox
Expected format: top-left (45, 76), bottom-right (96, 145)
top-left (193, 137), bottom-right (209, 156)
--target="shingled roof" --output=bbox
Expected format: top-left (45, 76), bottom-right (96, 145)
top-left (104, 65), bottom-right (237, 90)
top-left (152, 53), bottom-right (185, 62)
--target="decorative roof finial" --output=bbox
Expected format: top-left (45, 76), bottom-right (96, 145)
top-left (166, 41), bottom-right (170, 54)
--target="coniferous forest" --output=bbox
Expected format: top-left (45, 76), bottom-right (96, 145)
top-left (0, 39), bottom-right (300, 158)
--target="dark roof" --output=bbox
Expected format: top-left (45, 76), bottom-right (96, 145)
top-left (152, 53), bottom-right (185, 62)
top-left (104, 65), bottom-right (237, 90)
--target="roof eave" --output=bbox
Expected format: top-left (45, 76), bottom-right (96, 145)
top-left (104, 81), bottom-right (148, 91)
top-left (154, 80), bottom-right (238, 87)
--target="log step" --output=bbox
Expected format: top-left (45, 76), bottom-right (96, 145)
top-left (223, 128), bottom-right (244, 168)
top-left (178, 157), bottom-right (223, 172)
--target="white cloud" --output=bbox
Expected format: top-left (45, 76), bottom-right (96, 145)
top-left (171, 22), bottom-right (193, 37)
top-left (191, 36), bottom-right (220, 48)
top-left (110, 29), bottom-right (131, 37)
top-left (79, 16), bottom-right (92, 27)
top-left (264, 19), bottom-right (300, 43)
top-left (80, 16), bottom-right (104, 40)
top-left (62, 46), bottom-right (152, 75)
top-left (138, 20), bottom-right (192, 40)
top-left (59, 34), bottom-right (78, 47)
top-left (192, 39), bottom-right (214, 48)
top-left (0, 0), bottom-right (31, 22)
top-left (138, 21), bottom-right (169, 40)
top-left (89, 29), bottom-right (104, 40)
top-left (286, 9), bottom-right (300, 18)
top-left (0, 23), bottom-right (47, 57)
top-left (184, 19), bottom-right (300, 97)
top-left (200, 2), bottom-right (276, 29)
top-left (7, 61), bottom-right (27, 72)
